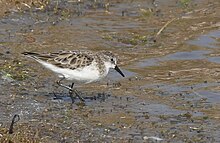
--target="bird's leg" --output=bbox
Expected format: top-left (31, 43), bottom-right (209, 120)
top-left (56, 77), bottom-right (72, 91)
top-left (68, 90), bottom-right (75, 104)
top-left (56, 78), bottom-right (85, 103)
top-left (56, 78), bottom-right (75, 103)
top-left (69, 82), bottom-right (85, 102)
top-left (72, 89), bottom-right (85, 102)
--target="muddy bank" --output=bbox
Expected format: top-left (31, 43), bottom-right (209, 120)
top-left (0, 0), bottom-right (220, 142)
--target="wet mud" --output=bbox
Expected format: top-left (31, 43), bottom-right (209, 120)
top-left (0, 0), bottom-right (220, 142)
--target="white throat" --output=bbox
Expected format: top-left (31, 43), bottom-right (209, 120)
top-left (104, 61), bottom-right (114, 74)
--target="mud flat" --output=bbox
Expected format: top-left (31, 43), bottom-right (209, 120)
top-left (0, 0), bottom-right (220, 142)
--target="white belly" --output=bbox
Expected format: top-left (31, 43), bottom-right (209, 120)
top-left (38, 60), bottom-right (105, 83)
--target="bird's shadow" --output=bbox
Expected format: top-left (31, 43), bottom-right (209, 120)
top-left (51, 91), bottom-right (112, 104)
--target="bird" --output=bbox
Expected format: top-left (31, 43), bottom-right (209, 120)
top-left (22, 50), bottom-right (125, 103)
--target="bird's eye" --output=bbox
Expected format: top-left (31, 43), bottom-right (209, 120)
top-left (111, 58), bottom-right (114, 62)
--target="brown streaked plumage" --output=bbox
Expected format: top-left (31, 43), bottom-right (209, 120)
top-left (22, 50), bottom-right (124, 83)
top-left (24, 50), bottom-right (95, 70)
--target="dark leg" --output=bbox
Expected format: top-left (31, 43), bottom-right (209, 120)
top-left (68, 83), bottom-right (75, 103)
top-left (69, 82), bottom-right (85, 102)
top-left (68, 90), bottom-right (76, 103)
top-left (56, 77), bottom-right (72, 91)
top-left (56, 77), bottom-right (85, 102)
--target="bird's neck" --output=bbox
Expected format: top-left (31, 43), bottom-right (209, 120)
top-left (103, 61), bottom-right (112, 74)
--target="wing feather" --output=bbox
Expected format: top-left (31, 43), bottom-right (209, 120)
top-left (24, 51), bottom-right (95, 70)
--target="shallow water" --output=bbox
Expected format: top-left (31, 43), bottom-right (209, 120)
top-left (1, 0), bottom-right (220, 142)
top-left (188, 30), bottom-right (220, 49)
top-left (196, 90), bottom-right (220, 103)
top-left (135, 50), bottom-right (211, 68)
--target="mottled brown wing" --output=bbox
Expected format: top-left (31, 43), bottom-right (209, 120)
top-left (46, 51), bottom-right (94, 70)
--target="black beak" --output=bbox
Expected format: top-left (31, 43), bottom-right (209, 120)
top-left (114, 65), bottom-right (125, 77)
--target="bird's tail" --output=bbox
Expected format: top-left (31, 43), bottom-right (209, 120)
top-left (22, 51), bottom-right (56, 62)
top-left (22, 52), bottom-right (39, 56)
top-left (22, 52), bottom-right (41, 60)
